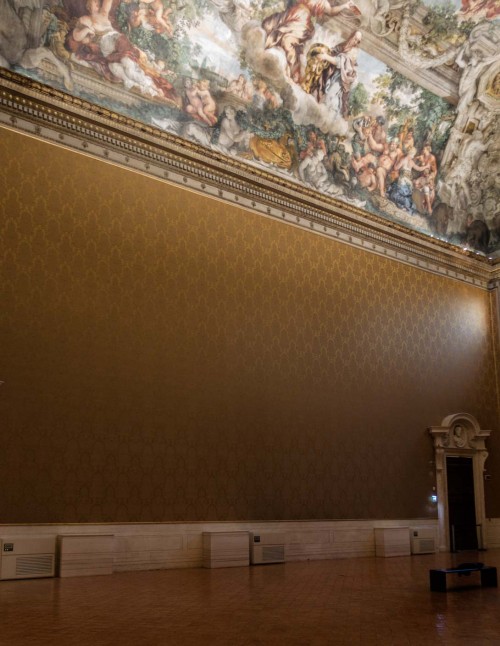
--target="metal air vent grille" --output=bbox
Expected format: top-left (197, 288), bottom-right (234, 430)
top-left (15, 555), bottom-right (54, 577)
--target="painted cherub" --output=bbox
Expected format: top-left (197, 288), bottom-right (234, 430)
top-left (197, 79), bottom-right (218, 126)
top-left (184, 78), bottom-right (217, 126)
top-left (141, 0), bottom-right (174, 35)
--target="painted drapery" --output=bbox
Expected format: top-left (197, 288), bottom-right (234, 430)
top-left (0, 0), bottom-right (498, 253)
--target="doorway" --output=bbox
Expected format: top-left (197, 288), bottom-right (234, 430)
top-left (446, 456), bottom-right (478, 551)
top-left (429, 413), bottom-right (491, 552)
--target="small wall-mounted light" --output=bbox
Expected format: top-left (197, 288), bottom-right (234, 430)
top-left (430, 494), bottom-right (438, 503)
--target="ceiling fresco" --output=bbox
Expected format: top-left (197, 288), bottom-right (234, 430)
top-left (0, 0), bottom-right (499, 255)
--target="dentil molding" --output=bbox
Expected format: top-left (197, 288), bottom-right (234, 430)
top-left (1, 69), bottom-right (498, 291)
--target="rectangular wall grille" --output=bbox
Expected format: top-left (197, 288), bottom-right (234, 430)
top-left (15, 555), bottom-right (54, 577)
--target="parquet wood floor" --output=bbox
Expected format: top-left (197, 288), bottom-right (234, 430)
top-left (1, 550), bottom-right (499, 645)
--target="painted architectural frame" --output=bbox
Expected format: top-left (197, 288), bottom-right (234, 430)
top-left (0, 0), bottom-right (499, 255)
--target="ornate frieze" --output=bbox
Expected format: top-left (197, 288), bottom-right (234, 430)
top-left (0, 0), bottom-right (498, 258)
top-left (0, 68), bottom-right (497, 290)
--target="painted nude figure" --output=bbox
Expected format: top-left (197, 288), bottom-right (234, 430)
top-left (218, 106), bottom-right (251, 152)
top-left (141, 0), bottom-right (174, 35)
top-left (72, 0), bottom-right (164, 96)
top-left (387, 147), bottom-right (429, 212)
top-left (184, 78), bottom-right (217, 126)
top-left (198, 79), bottom-right (218, 126)
top-left (376, 139), bottom-right (402, 197)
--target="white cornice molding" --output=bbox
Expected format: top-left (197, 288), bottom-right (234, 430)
top-left (0, 71), bottom-right (496, 290)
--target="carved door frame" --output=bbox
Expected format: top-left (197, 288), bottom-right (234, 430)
top-left (429, 413), bottom-right (491, 552)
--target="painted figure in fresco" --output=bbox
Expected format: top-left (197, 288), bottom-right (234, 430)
top-left (386, 147), bottom-right (429, 212)
top-left (140, 0), bottom-right (174, 35)
top-left (460, 0), bottom-right (500, 21)
top-left (375, 139), bottom-right (402, 198)
top-left (181, 104), bottom-right (251, 152)
top-left (301, 30), bottom-right (361, 117)
top-left (227, 74), bottom-right (253, 102)
top-left (298, 146), bottom-right (339, 193)
top-left (3, 0), bottom-right (499, 256)
top-left (69, 0), bottom-right (176, 98)
top-left (183, 77), bottom-right (205, 120)
top-left (415, 144), bottom-right (437, 180)
top-left (401, 128), bottom-right (415, 155)
top-left (183, 78), bottom-right (217, 125)
top-left (252, 78), bottom-right (281, 110)
top-left (198, 79), bottom-right (218, 125)
top-left (136, 55), bottom-right (180, 104)
top-left (217, 105), bottom-right (252, 152)
top-left (74, 0), bottom-right (114, 38)
top-left (413, 168), bottom-right (436, 215)
top-left (351, 115), bottom-right (371, 155)
top-left (327, 140), bottom-right (351, 183)
top-left (356, 162), bottom-right (378, 192)
top-left (350, 150), bottom-right (366, 177)
top-left (299, 130), bottom-right (327, 160)
top-left (261, 0), bottom-right (359, 83)
top-left (413, 143), bottom-right (438, 213)
top-left (365, 116), bottom-right (387, 154)
top-left (70, 24), bottom-right (162, 97)
top-left (127, 4), bottom-right (150, 29)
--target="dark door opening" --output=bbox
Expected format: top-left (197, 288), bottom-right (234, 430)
top-left (446, 456), bottom-right (478, 551)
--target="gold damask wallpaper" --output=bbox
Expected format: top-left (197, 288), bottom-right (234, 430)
top-left (0, 126), bottom-right (498, 523)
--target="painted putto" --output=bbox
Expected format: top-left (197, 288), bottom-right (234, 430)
top-left (0, 0), bottom-right (498, 254)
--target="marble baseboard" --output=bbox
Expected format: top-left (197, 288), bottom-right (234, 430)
top-left (0, 519), bottom-right (442, 576)
top-left (58, 534), bottom-right (114, 577)
top-left (484, 519), bottom-right (500, 549)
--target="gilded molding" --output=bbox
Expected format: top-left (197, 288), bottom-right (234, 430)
top-left (0, 70), bottom-right (496, 290)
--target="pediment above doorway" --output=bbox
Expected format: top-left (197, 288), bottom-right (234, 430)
top-left (429, 412), bottom-right (492, 452)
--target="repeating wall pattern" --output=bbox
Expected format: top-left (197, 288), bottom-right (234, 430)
top-left (0, 127), bottom-right (498, 523)
top-left (0, 0), bottom-right (498, 253)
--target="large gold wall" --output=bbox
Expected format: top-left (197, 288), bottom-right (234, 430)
top-left (1, 127), bottom-right (498, 523)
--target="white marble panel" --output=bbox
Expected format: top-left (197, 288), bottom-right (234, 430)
top-left (286, 531), bottom-right (331, 545)
top-left (59, 534), bottom-right (114, 577)
top-left (485, 519), bottom-right (500, 548)
top-left (0, 519), bottom-right (439, 574)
